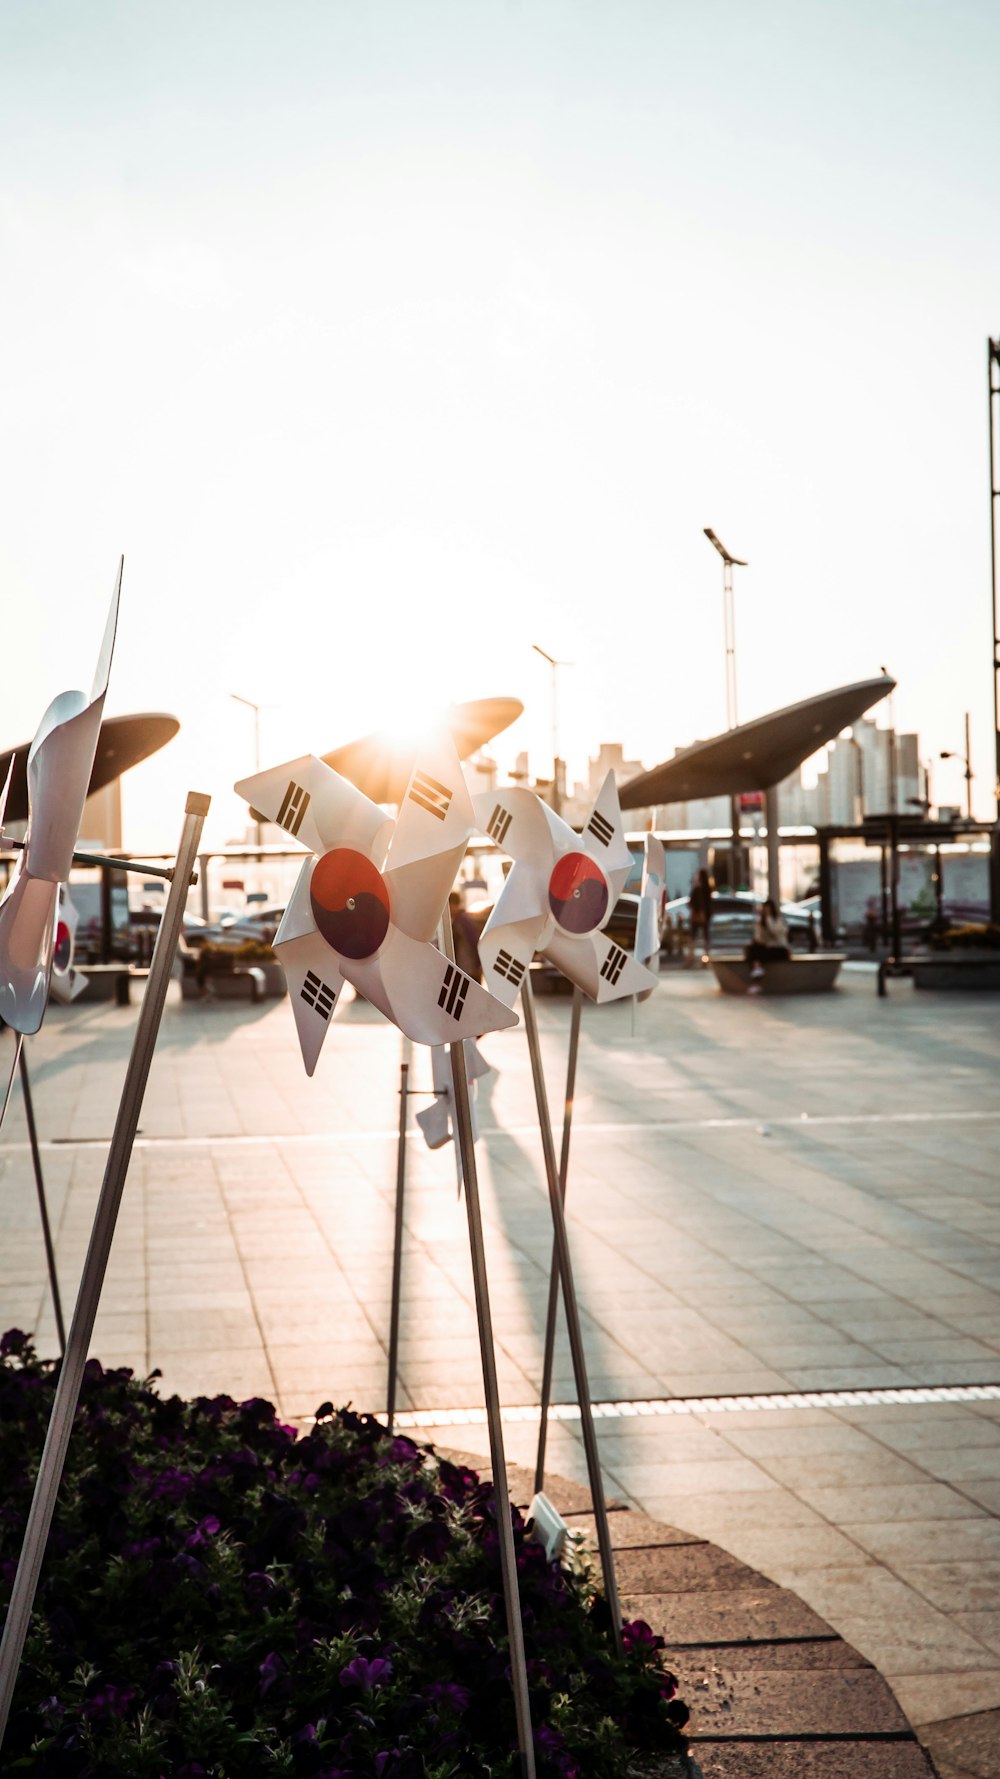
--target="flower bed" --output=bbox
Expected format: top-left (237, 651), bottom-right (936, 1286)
top-left (0, 1332), bottom-right (690, 1777)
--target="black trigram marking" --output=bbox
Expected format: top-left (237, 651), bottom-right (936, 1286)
top-left (408, 770), bottom-right (453, 821)
top-left (301, 970), bottom-right (337, 1021)
top-left (487, 803), bottom-right (512, 846)
top-left (495, 948), bottom-right (525, 987)
top-left (600, 944), bottom-right (628, 987)
top-left (277, 780), bottom-right (311, 838)
top-left (587, 809), bottom-right (614, 848)
top-left (437, 963), bottom-right (470, 1020)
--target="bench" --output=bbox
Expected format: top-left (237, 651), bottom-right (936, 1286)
top-left (179, 961), bottom-right (286, 1004)
top-left (709, 952), bottom-right (846, 995)
top-left (78, 964), bottom-right (133, 1006)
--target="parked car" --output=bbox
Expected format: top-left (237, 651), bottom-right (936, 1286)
top-left (663, 890), bottom-right (818, 953)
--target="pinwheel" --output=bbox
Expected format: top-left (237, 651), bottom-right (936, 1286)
top-left (415, 1038), bottom-right (490, 1151)
top-left (235, 731), bottom-right (517, 1072)
top-left (48, 886), bottom-right (87, 1007)
top-left (473, 771), bottom-right (658, 1005)
top-left (0, 562), bottom-right (121, 1037)
top-left (634, 832), bottom-right (666, 1001)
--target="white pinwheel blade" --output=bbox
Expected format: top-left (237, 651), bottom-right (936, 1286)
top-left (345, 925), bottom-right (518, 1046)
top-left (26, 562), bottom-right (123, 884)
top-left (384, 732), bottom-right (476, 943)
top-left (543, 926), bottom-right (658, 1004)
top-left (414, 1043), bottom-right (481, 1150)
top-left (484, 863), bottom-right (550, 934)
top-left (0, 873), bottom-right (58, 1035)
top-left (236, 757), bottom-right (392, 862)
top-left (636, 834), bottom-right (666, 972)
top-left (579, 770), bottom-right (633, 901)
top-left (473, 786), bottom-right (563, 863)
top-left (273, 926), bottom-right (345, 1076)
top-left (275, 856), bottom-right (318, 945)
top-left (478, 914), bottom-right (545, 1009)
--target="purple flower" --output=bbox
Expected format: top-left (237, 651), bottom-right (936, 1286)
top-left (258, 1650), bottom-right (286, 1696)
top-left (185, 1515), bottom-right (221, 1549)
top-left (423, 1679), bottom-right (471, 1712)
top-left (0, 1328), bottom-right (30, 1358)
top-left (82, 1683), bottom-right (136, 1721)
top-left (339, 1655), bottom-right (392, 1693)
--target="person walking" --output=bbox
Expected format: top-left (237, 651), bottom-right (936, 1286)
top-left (688, 868), bottom-right (714, 964)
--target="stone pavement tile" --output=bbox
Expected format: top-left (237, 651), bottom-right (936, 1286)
top-left (789, 1569), bottom-right (998, 1677)
top-left (848, 1520), bottom-right (1000, 1566)
top-left (562, 1509), bottom-right (701, 1548)
top-left (884, 1560), bottom-right (1000, 1615)
top-left (687, 1666), bottom-right (907, 1737)
top-left (148, 1309), bottom-right (263, 1352)
top-left (842, 1413), bottom-right (1000, 1454)
top-left (603, 1455), bottom-right (782, 1497)
top-left (951, 1479), bottom-right (1000, 1515)
top-left (952, 1615), bottom-right (1000, 1660)
top-left (919, 1709), bottom-right (1000, 1779)
top-left (645, 1489), bottom-right (828, 1535)
top-left (715, 1421), bottom-right (886, 1460)
top-left (613, 1543), bottom-right (760, 1595)
top-left (152, 1352), bottom-right (276, 1400)
top-left (893, 1674), bottom-right (1000, 1730)
top-left (679, 1639), bottom-right (866, 1671)
top-left (754, 1450), bottom-right (933, 1491)
top-left (902, 1448), bottom-right (1000, 1486)
top-left (623, 1581), bottom-right (832, 1646)
top-left (707, 1523), bottom-right (874, 1577)
top-left (693, 1744), bottom-right (937, 1778)
top-left (790, 1481), bottom-right (990, 1523)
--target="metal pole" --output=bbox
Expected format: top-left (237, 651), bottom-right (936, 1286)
top-left (965, 711), bottom-right (973, 821)
top-left (441, 909), bottom-right (536, 1779)
top-left (765, 786), bottom-right (781, 908)
top-left (982, 341), bottom-right (989, 839)
top-left (520, 974), bottom-right (624, 1658)
top-left (386, 1054), bottom-right (409, 1432)
top-left (18, 1047), bottom-right (66, 1354)
top-left (535, 986), bottom-right (582, 1493)
top-left (0, 792), bottom-right (210, 1753)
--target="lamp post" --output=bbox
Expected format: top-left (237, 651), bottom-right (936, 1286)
top-left (231, 693), bottom-right (263, 853)
top-left (941, 712), bottom-right (974, 821)
top-left (704, 529), bottom-right (748, 888)
top-left (532, 644), bottom-right (570, 817)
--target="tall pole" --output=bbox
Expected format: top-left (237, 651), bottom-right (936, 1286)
top-left (704, 530), bottom-right (748, 890)
top-left (0, 793), bottom-right (210, 1752)
top-left (982, 339), bottom-right (989, 917)
top-left (965, 710), bottom-right (974, 822)
top-left (532, 644), bottom-right (567, 817)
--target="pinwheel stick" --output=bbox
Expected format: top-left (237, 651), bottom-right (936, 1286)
top-left (385, 1054), bottom-right (409, 1431)
top-left (441, 913), bottom-right (536, 1779)
top-left (520, 974), bottom-right (624, 1659)
top-left (534, 984), bottom-right (583, 1492)
top-left (18, 1046), bottom-right (66, 1354)
top-left (0, 793), bottom-right (211, 1753)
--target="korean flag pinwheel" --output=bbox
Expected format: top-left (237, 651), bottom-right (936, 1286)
top-left (235, 733), bottom-right (518, 1073)
top-left (474, 771), bottom-right (659, 1005)
top-left (0, 562), bottom-right (121, 1036)
top-left (634, 833), bottom-right (666, 1002)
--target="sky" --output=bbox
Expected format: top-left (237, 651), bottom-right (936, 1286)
top-left (2, 0), bottom-right (999, 850)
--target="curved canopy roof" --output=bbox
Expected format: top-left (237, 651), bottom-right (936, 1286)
top-left (0, 713), bottom-right (180, 827)
top-left (620, 676), bottom-right (895, 809)
top-left (321, 696), bottom-right (523, 804)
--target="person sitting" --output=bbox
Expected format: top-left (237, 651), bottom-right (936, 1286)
top-left (745, 898), bottom-right (790, 992)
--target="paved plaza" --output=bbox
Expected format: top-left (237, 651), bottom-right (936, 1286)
top-left (2, 963), bottom-right (999, 1766)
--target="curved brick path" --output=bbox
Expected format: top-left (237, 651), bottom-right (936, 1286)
top-left (445, 1448), bottom-right (941, 1777)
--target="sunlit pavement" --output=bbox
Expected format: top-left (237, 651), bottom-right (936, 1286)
top-left (2, 962), bottom-right (999, 1753)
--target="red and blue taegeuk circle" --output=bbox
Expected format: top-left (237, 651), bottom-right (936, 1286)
top-left (548, 851), bottom-right (609, 935)
top-left (310, 848), bottom-right (391, 959)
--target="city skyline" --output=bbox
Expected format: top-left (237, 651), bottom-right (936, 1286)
top-left (1, 2), bottom-right (998, 850)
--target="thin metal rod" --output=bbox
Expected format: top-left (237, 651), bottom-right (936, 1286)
top-left (0, 1029), bottom-right (23, 1134)
top-left (0, 792), bottom-right (210, 1753)
top-left (0, 841), bottom-right (196, 883)
top-left (520, 974), bottom-right (623, 1657)
top-left (535, 985), bottom-right (582, 1492)
top-left (441, 909), bottom-right (535, 1779)
top-left (18, 1048), bottom-right (66, 1353)
top-left (386, 1054), bottom-right (409, 1432)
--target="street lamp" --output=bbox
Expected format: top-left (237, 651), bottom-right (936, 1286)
top-left (231, 693), bottom-right (263, 852)
top-left (704, 529), bottom-right (748, 887)
top-left (940, 711), bottom-right (974, 821)
top-left (532, 643), bottom-right (570, 817)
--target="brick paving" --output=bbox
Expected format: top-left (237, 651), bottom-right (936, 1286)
top-left (1, 962), bottom-right (998, 1770)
